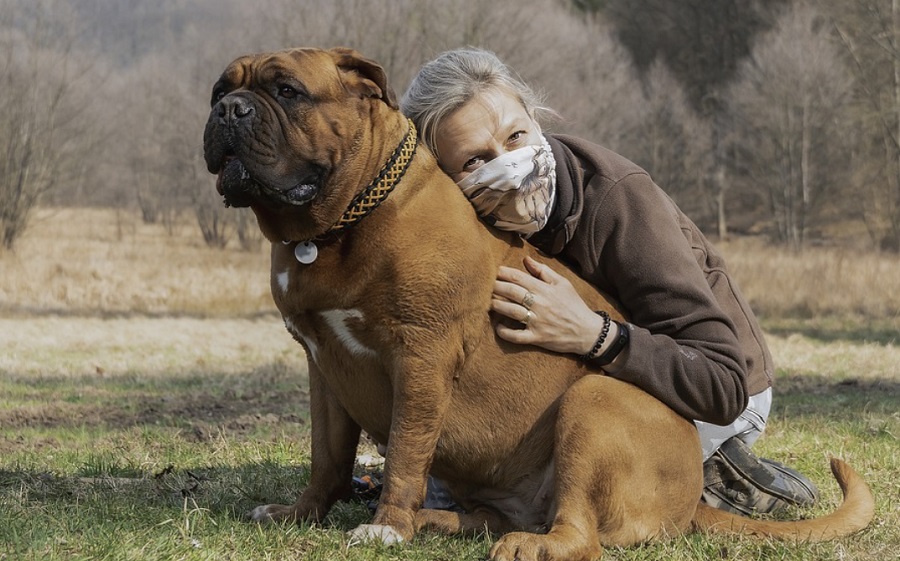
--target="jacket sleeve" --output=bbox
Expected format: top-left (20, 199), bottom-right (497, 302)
top-left (586, 172), bottom-right (749, 425)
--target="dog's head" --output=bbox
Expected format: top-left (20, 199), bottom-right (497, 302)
top-left (202, 47), bottom-right (399, 240)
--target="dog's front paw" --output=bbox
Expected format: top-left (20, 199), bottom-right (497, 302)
top-left (490, 530), bottom-right (601, 561)
top-left (247, 503), bottom-right (295, 524)
top-left (346, 523), bottom-right (405, 546)
top-left (490, 532), bottom-right (548, 561)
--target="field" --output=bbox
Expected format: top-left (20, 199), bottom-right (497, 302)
top-left (1, 208), bottom-right (898, 560)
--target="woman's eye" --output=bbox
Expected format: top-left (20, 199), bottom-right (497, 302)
top-left (508, 130), bottom-right (526, 145)
top-left (463, 156), bottom-right (484, 171)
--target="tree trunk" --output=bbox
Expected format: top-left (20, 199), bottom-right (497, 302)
top-left (892, 0), bottom-right (900, 249)
top-left (714, 112), bottom-right (728, 240)
top-left (800, 98), bottom-right (811, 248)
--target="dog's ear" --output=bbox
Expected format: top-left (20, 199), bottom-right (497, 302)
top-left (331, 47), bottom-right (399, 110)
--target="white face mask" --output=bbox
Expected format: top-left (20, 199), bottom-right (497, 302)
top-left (456, 136), bottom-right (556, 236)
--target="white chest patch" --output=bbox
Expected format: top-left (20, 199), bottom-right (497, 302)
top-left (320, 309), bottom-right (377, 358)
top-left (276, 270), bottom-right (290, 294)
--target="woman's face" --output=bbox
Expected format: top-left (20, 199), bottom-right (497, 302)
top-left (434, 87), bottom-right (543, 183)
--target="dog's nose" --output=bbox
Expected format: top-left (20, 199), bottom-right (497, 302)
top-left (217, 96), bottom-right (255, 123)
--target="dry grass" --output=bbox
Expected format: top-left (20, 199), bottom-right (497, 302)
top-left (719, 237), bottom-right (900, 322)
top-left (2, 209), bottom-right (899, 328)
top-left (767, 331), bottom-right (900, 381)
top-left (0, 316), bottom-right (302, 379)
top-left (0, 208), bottom-right (274, 318)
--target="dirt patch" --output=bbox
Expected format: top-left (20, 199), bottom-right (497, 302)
top-left (0, 316), bottom-right (312, 455)
top-left (0, 386), bottom-right (309, 454)
top-left (0, 389), bottom-right (308, 430)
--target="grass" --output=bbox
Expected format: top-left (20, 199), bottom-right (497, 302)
top-left (1, 208), bottom-right (899, 560)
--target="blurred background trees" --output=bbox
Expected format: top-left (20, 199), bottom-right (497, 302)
top-left (0, 0), bottom-right (103, 249)
top-left (0, 0), bottom-right (894, 252)
top-left (727, 1), bottom-right (851, 249)
top-left (827, 0), bottom-right (900, 252)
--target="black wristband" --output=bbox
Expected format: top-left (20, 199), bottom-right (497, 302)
top-left (580, 311), bottom-right (611, 362)
top-left (594, 320), bottom-right (629, 367)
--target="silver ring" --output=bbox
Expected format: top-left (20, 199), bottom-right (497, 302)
top-left (521, 309), bottom-right (534, 326)
top-left (522, 291), bottom-right (535, 310)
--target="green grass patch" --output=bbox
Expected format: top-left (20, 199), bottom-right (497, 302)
top-left (1, 318), bottom-right (898, 560)
top-left (761, 315), bottom-right (900, 346)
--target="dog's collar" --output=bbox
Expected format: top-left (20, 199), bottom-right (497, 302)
top-left (331, 118), bottom-right (417, 233)
top-left (286, 119), bottom-right (417, 265)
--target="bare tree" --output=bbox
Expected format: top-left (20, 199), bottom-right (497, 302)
top-left (727, 1), bottom-right (851, 248)
top-left (829, 0), bottom-right (900, 251)
top-left (112, 52), bottom-right (195, 232)
top-left (598, 0), bottom-right (791, 240)
top-left (95, 9), bottom-right (264, 250)
top-left (0, 0), bottom-right (99, 249)
top-left (623, 61), bottom-right (714, 223)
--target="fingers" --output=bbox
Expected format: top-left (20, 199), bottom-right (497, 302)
top-left (496, 264), bottom-right (541, 291)
top-left (525, 255), bottom-right (569, 286)
top-left (495, 257), bottom-right (566, 309)
top-left (491, 257), bottom-right (562, 344)
top-left (491, 297), bottom-right (537, 345)
top-left (494, 321), bottom-right (536, 345)
top-left (498, 256), bottom-right (565, 288)
top-left (495, 263), bottom-right (544, 301)
top-left (492, 257), bottom-right (595, 356)
top-left (523, 255), bottom-right (559, 283)
top-left (491, 298), bottom-right (530, 323)
top-left (493, 279), bottom-right (529, 304)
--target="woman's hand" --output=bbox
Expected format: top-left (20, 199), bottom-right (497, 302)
top-left (491, 255), bottom-right (614, 356)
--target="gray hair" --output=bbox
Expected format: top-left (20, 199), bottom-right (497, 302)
top-left (401, 48), bottom-right (550, 158)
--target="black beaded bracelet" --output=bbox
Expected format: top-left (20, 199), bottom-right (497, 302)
top-left (595, 320), bottom-right (630, 367)
top-left (580, 310), bottom-right (611, 362)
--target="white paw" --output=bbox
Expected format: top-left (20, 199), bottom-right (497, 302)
top-left (346, 524), bottom-right (405, 546)
top-left (248, 505), bottom-right (275, 523)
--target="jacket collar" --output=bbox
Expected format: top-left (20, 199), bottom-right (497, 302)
top-left (528, 134), bottom-right (588, 255)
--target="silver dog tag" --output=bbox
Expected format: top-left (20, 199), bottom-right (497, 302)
top-left (294, 241), bottom-right (318, 264)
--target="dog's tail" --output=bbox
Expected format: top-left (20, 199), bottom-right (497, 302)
top-left (691, 458), bottom-right (874, 541)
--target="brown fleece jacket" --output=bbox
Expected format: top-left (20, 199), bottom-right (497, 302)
top-left (530, 135), bottom-right (773, 425)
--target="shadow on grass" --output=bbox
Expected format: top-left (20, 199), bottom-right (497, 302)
top-left (0, 460), bottom-right (370, 534)
top-left (771, 372), bottom-right (900, 423)
top-left (0, 363), bottom-right (310, 437)
top-left (762, 317), bottom-right (900, 346)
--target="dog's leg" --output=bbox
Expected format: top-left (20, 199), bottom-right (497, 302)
top-left (415, 508), bottom-right (511, 535)
top-left (250, 363), bottom-right (361, 524)
top-left (348, 355), bottom-right (455, 544)
top-left (489, 381), bottom-right (604, 561)
top-left (490, 375), bottom-right (701, 561)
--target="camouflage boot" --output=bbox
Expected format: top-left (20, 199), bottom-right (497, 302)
top-left (702, 436), bottom-right (819, 516)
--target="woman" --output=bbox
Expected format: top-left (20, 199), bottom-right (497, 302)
top-left (401, 47), bottom-right (817, 515)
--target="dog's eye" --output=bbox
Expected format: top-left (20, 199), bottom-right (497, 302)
top-left (211, 89), bottom-right (226, 106)
top-left (278, 85), bottom-right (299, 99)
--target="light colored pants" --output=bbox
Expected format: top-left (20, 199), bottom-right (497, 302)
top-left (695, 387), bottom-right (773, 461)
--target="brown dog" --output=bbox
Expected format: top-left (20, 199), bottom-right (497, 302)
top-left (202, 47), bottom-right (874, 561)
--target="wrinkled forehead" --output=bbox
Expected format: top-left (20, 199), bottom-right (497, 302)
top-left (216, 49), bottom-right (341, 93)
